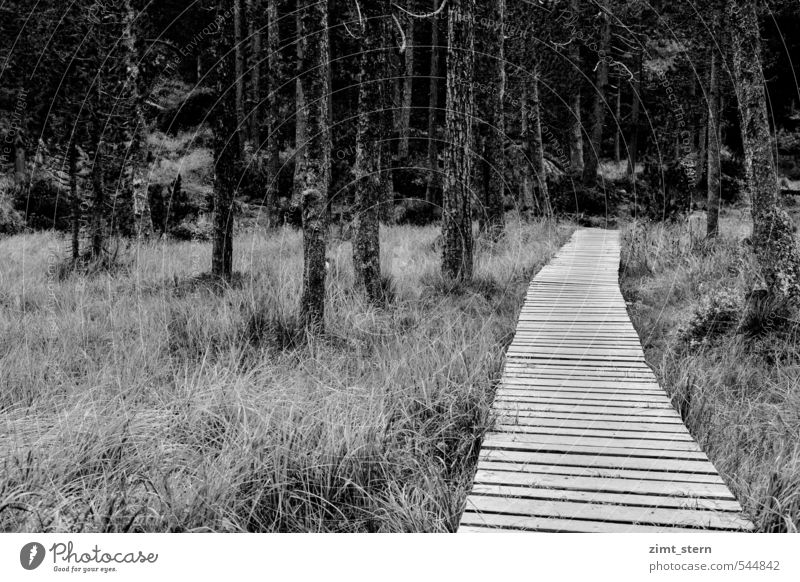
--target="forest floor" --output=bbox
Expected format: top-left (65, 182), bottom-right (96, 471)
top-left (0, 216), bottom-right (572, 532)
top-left (620, 208), bottom-right (800, 532)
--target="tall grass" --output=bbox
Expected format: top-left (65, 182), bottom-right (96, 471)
top-left (0, 216), bottom-right (572, 532)
top-left (620, 211), bottom-right (800, 532)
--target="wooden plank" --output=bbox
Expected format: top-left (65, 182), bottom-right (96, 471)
top-left (492, 424), bottom-right (695, 442)
top-left (459, 512), bottom-right (709, 533)
top-left (463, 496), bottom-right (752, 530)
top-left (492, 402), bottom-right (682, 418)
top-left (475, 461), bottom-right (727, 485)
top-left (492, 416), bottom-right (690, 433)
top-left (470, 484), bottom-right (743, 512)
top-left (472, 470), bottom-right (732, 499)
top-left (478, 450), bottom-right (720, 474)
top-left (482, 437), bottom-right (709, 461)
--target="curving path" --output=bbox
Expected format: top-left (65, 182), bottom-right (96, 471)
top-left (458, 228), bottom-right (753, 532)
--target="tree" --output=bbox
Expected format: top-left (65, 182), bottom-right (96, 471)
top-left (567, 0), bottom-right (584, 176)
top-left (398, 14), bottom-right (415, 161)
top-left (298, 0), bottom-right (331, 328)
top-left (211, 1), bottom-right (239, 280)
top-left (482, 0), bottom-right (505, 235)
top-left (352, 1), bottom-right (389, 304)
top-left (233, 0), bottom-right (248, 154)
top-left (706, 45), bottom-right (722, 238)
top-left (524, 61), bottom-right (550, 217)
top-left (442, 0), bottom-right (475, 282)
top-left (122, 0), bottom-right (154, 241)
top-left (728, 0), bottom-right (800, 300)
top-left (582, 6), bottom-right (611, 188)
top-left (262, 0), bottom-right (281, 226)
top-left (425, 2), bottom-right (441, 204)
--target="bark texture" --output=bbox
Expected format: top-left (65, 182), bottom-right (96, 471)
top-left (442, 0), bottom-right (475, 282)
top-left (706, 48), bottom-right (722, 238)
top-left (122, 0), bottom-right (153, 241)
top-left (728, 0), bottom-right (800, 300)
top-left (483, 0), bottom-right (506, 235)
top-left (353, 2), bottom-right (388, 304)
top-left (298, 0), bottom-right (331, 328)
top-left (425, 1), bottom-right (441, 204)
top-left (211, 1), bottom-right (238, 280)
top-left (398, 17), bottom-right (415, 161)
top-left (265, 0), bottom-right (280, 226)
top-left (567, 0), bottom-right (583, 175)
top-left (582, 9), bottom-right (610, 187)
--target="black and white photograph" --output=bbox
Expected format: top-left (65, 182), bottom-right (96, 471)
top-left (1, 0), bottom-right (799, 578)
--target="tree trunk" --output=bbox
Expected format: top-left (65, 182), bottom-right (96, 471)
top-left (353, 2), bottom-right (389, 304)
top-left (528, 63), bottom-right (550, 216)
top-left (247, 0), bottom-right (261, 145)
top-left (123, 0), bottom-right (153, 241)
top-left (89, 80), bottom-right (106, 260)
top-left (69, 139), bottom-right (80, 261)
top-left (483, 0), bottom-right (506, 236)
top-left (728, 0), bottom-right (800, 300)
top-left (567, 0), bottom-right (583, 176)
top-left (265, 0), bottom-right (281, 226)
top-left (234, 0), bottom-right (248, 154)
top-left (627, 50), bottom-right (643, 180)
top-left (425, 1), bottom-right (441, 205)
top-left (442, 0), bottom-right (475, 282)
top-left (292, 6), bottom-right (308, 212)
top-left (398, 17), bottom-right (415, 161)
top-left (520, 83), bottom-right (536, 215)
top-left (583, 10), bottom-right (611, 187)
top-left (14, 138), bottom-right (26, 187)
top-left (212, 1), bottom-right (238, 280)
top-left (614, 79), bottom-right (621, 164)
top-left (706, 48), bottom-right (722, 238)
top-left (299, 0), bottom-right (331, 328)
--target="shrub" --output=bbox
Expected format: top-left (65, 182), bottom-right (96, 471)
top-left (678, 288), bottom-right (743, 347)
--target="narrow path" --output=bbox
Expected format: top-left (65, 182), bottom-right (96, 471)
top-left (459, 228), bottom-right (753, 532)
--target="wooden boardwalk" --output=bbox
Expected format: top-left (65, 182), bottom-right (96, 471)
top-left (459, 228), bottom-right (753, 533)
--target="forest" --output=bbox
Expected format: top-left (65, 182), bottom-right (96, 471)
top-left (1, 0), bottom-right (800, 533)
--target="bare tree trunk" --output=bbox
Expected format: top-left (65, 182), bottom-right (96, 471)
top-left (583, 10), bottom-right (611, 187)
top-left (567, 0), bottom-right (583, 176)
top-left (247, 0), bottom-right (261, 145)
top-left (425, 1), bottom-right (441, 204)
top-left (292, 5), bottom-right (307, 213)
top-left (520, 83), bottom-right (536, 215)
top-left (483, 0), bottom-right (506, 236)
top-left (89, 80), bottom-right (106, 261)
top-left (528, 63), bottom-right (550, 216)
top-left (14, 138), bottom-right (26, 187)
top-left (265, 0), bottom-right (281, 226)
top-left (398, 17), bottom-right (415, 161)
top-left (728, 0), bottom-right (800, 300)
top-left (234, 0), bottom-right (248, 153)
top-left (614, 78), bottom-right (621, 163)
top-left (123, 0), bottom-right (153, 241)
top-left (299, 0), bottom-right (331, 328)
top-left (212, 1), bottom-right (238, 280)
top-left (706, 48), bottom-right (722, 238)
top-left (353, 1), bottom-right (388, 304)
top-left (69, 139), bottom-right (80, 261)
top-left (442, 0), bottom-right (475, 282)
top-left (627, 50), bottom-right (643, 180)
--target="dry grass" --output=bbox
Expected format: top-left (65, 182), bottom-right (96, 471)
top-left (620, 210), bottom-right (800, 533)
top-left (0, 215), bottom-right (573, 532)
